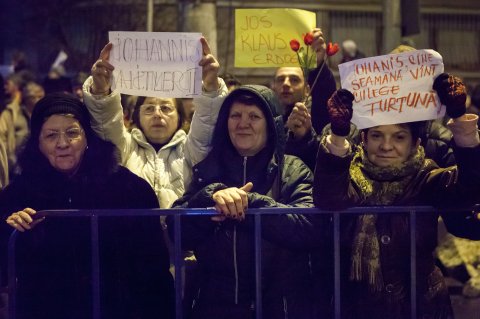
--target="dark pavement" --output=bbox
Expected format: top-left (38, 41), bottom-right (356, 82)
top-left (448, 277), bottom-right (480, 319)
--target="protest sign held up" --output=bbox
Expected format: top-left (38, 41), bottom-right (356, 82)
top-left (108, 31), bottom-right (203, 98)
top-left (339, 49), bottom-right (445, 129)
top-left (234, 8), bottom-right (316, 68)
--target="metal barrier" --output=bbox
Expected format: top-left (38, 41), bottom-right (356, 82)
top-left (6, 206), bottom-right (478, 319)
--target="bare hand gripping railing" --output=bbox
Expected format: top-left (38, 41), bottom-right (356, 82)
top-left (6, 206), bottom-right (478, 319)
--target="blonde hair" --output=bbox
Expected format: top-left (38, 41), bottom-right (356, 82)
top-left (390, 45), bottom-right (416, 54)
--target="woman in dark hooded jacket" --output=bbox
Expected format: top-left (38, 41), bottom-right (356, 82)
top-left (1, 92), bottom-right (174, 319)
top-left (169, 85), bottom-right (318, 319)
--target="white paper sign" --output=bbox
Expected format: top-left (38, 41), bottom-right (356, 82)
top-left (51, 50), bottom-right (68, 69)
top-left (339, 49), bottom-right (445, 129)
top-left (108, 31), bottom-right (203, 98)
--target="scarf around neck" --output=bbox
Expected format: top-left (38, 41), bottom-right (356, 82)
top-left (348, 145), bottom-right (425, 291)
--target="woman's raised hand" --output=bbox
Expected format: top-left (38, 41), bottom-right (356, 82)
top-left (199, 37), bottom-right (220, 92)
top-left (433, 73), bottom-right (467, 119)
top-left (327, 89), bottom-right (355, 137)
top-left (311, 28), bottom-right (327, 66)
top-left (91, 43), bottom-right (115, 95)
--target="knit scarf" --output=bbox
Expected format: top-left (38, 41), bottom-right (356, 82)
top-left (348, 146), bottom-right (425, 291)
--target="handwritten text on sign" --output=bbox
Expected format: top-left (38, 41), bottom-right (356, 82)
top-left (234, 8), bottom-right (316, 68)
top-left (339, 49), bottom-right (445, 129)
top-left (109, 31), bottom-right (202, 98)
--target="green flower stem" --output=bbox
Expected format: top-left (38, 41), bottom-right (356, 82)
top-left (307, 59), bottom-right (327, 102)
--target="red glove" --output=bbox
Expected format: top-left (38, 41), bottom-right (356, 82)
top-left (433, 73), bottom-right (467, 119)
top-left (327, 89), bottom-right (354, 136)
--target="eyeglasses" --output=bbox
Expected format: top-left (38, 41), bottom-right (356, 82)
top-left (140, 104), bottom-right (175, 116)
top-left (41, 128), bottom-right (84, 144)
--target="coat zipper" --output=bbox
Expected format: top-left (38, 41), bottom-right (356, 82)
top-left (283, 296), bottom-right (289, 319)
top-left (243, 156), bottom-right (247, 185)
top-left (234, 156), bottom-right (248, 304)
top-left (234, 225), bottom-right (238, 304)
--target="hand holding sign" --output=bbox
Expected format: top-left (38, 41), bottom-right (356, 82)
top-left (91, 43), bottom-right (115, 95)
top-left (198, 37), bottom-right (220, 92)
top-left (433, 73), bottom-right (467, 119)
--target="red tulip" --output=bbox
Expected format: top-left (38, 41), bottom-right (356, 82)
top-left (290, 39), bottom-right (300, 52)
top-left (326, 42), bottom-right (339, 56)
top-left (303, 32), bottom-right (314, 46)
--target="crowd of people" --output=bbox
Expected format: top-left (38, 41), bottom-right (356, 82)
top-left (0, 27), bottom-right (479, 319)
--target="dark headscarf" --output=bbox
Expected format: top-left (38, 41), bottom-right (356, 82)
top-left (18, 92), bottom-right (119, 178)
top-left (30, 92), bottom-right (90, 141)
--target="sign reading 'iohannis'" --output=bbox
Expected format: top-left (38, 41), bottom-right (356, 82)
top-left (339, 49), bottom-right (445, 129)
top-left (108, 31), bottom-right (203, 98)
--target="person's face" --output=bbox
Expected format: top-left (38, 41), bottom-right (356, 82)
top-left (39, 114), bottom-right (87, 176)
top-left (139, 97), bottom-right (179, 145)
top-left (362, 124), bottom-right (420, 167)
top-left (273, 67), bottom-right (308, 110)
top-left (228, 102), bottom-right (268, 156)
top-left (23, 85), bottom-right (45, 111)
top-left (4, 79), bottom-right (18, 96)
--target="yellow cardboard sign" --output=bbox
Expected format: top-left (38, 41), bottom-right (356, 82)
top-left (235, 8), bottom-right (316, 68)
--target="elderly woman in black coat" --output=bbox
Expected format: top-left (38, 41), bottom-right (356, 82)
top-left (1, 93), bottom-right (174, 319)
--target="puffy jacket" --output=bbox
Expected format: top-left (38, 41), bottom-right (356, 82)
top-left (169, 85), bottom-right (319, 319)
top-left (83, 77), bottom-right (228, 207)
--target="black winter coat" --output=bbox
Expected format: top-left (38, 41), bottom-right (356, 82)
top-left (308, 63), bottom-right (337, 134)
top-left (0, 144), bottom-right (174, 319)
top-left (169, 85), bottom-right (318, 319)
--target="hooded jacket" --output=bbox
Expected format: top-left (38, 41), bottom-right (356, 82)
top-left (169, 85), bottom-right (319, 319)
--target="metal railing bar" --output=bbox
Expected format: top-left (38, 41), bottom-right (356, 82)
top-left (7, 230), bottom-right (18, 319)
top-left (91, 213), bottom-right (101, 319)
top-left (410, 210), bottom-right (417, 319)
top-left (254, 213), bottom-right (262, 318)
top-left (5, 205), bottom-right (478, 319)
top-left (333, 212), bottom-right (341, 319)
top-left (25, 205), bottom-right (459, 218)
top-left (174, 214), bottom-right (183, 319)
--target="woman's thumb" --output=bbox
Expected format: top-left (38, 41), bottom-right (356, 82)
top-left (240, 182), bottom-right (253, 192)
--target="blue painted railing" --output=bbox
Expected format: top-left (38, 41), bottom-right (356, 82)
top-left (6, 206), bottom-right (479, 319)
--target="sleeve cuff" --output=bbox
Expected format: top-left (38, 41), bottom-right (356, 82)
top-left (325, 135), bottom-right (350, 157)
top-left (447, 114), bottom-right (480, 147)
top-left (83, 76), bottom-right (114, 100)
top-left (201, 78), bottom-right (227, 98)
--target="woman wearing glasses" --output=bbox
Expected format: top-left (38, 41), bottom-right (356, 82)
top-left (1, 92), bottom-right (174, 319)
top-left (82, 37), bottom-right (226, 209)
